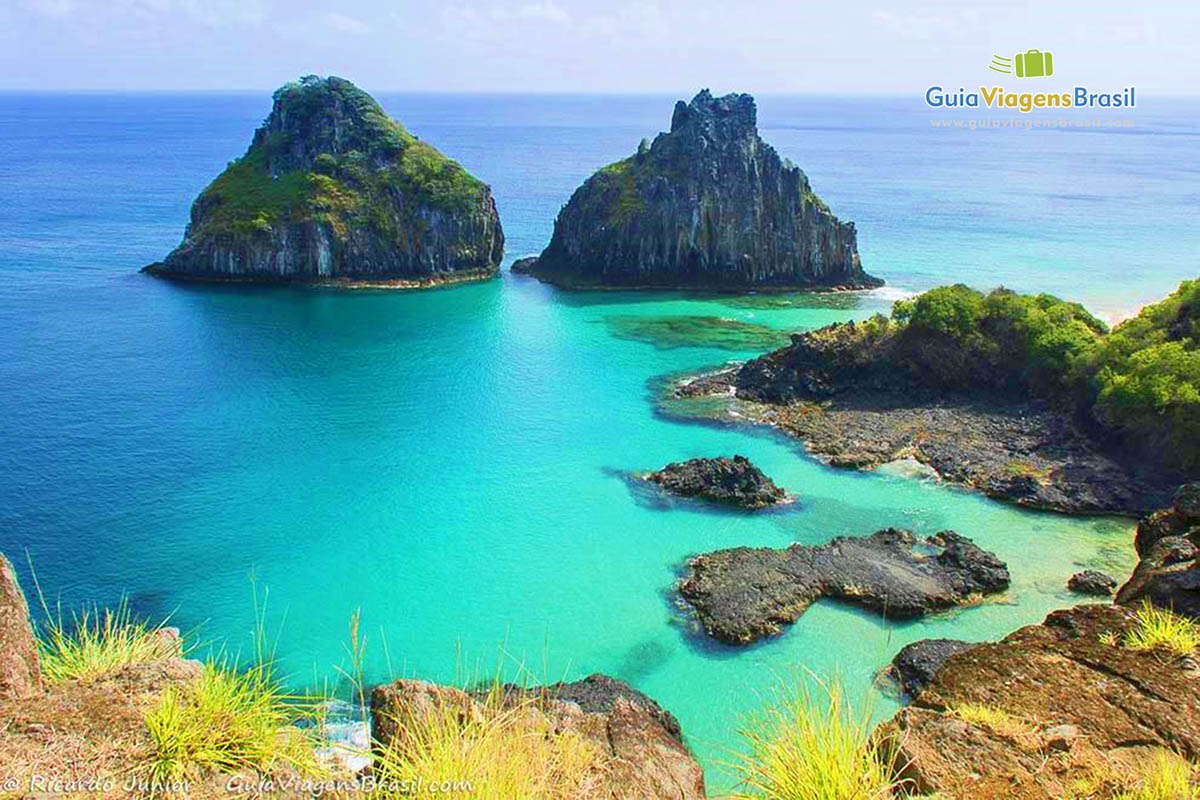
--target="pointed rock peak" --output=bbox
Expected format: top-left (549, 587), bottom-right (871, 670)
top-left (258, 75), bottom-right (407, 174)
top-left (669, 89), bottom-right (757, 138)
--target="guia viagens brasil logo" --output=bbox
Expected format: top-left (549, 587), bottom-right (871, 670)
top-left (926, 49), bottom-right (1135, 113)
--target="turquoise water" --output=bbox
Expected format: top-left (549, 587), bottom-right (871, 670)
top-left (1, 92), bottom-right (1196, 789)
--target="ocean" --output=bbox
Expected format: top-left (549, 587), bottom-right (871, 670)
top-left (1, 91), bottom-right (1196, 787)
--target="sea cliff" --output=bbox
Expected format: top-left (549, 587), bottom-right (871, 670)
top-left (513, 89), bottom-right (879, 291)
top-left (145, 76), bottom-right (503, 286)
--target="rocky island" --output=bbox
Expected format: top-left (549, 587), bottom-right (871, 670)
top-left (512, 90), bottom-right (880, 291)
top-left (678, 528), bottom-right (1010, 645)
top-left (644, 455), bottom-right (790, 509)
top-left (145, 76), bottom-right (503, 287)
top-left (666, 281), bottom-right (1200, 515)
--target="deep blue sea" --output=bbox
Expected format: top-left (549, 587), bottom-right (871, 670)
top-left (1, 92), bottom-right (1197, 787)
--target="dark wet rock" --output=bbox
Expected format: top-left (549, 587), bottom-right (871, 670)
top-left (0, 554), bottom-right (40, 700)
top-left (877, 604), bottom-right (1200, 799)
top-left (509, 256), bottom-right (539, 274)
top-left (1117, 486), bottom-right (1200, 617)
top-left (678, 528), bottom-right (1009, 645)
top-left (370, 675), bottom-right (705, 799)
top-left (888, 638), bottom-right (975, 698)
top-left (645, 455), bottom-right (789, 509)
top-left (663, 320), bottom-right (1172, 516)
top-left (1134, 482), bottom-right (1200, 556)
top-left (1117, 536), bottom-right (1200, 618)
top-left (1067, 570), bottom-right (1118, 597)
top-left (516, 90), bottom-right (880, 292)
top-left (146, 75), bottom-right (503, 286)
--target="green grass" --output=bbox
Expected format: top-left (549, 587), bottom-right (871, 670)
top-left (725, 678), bottom-right (900, 800)
top-left (36, 597), bottom-right (181, 684)
top-left (1114, 749), bottom-right (1198, 800)
top-left (1124, 602), bottom-right (1200, 657)
top-left (143, 660), bottom-right (323, 783)
top-left (948, 703), bottom-right (1037, 740)
top-left (371, 680), bottom-right (601, 799)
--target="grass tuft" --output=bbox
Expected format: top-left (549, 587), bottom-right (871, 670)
top-left (143, 660), bottom-right (322, 783)
top-left (948, 703), bottom-right (1036, 740)
top-left (373, 681), bottom-right (602, 799)
top-left (1114, 748), bottom-right (1198, 800)
top-left (37, 598), bottom-right (180, 684)
top-left (726, 677), bottom-right (899, 800)
top-left (1124, 602), bottom-right (1200, 658)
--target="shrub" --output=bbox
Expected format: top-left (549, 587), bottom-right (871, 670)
top-left (726, 677), bottom-right (899, 800)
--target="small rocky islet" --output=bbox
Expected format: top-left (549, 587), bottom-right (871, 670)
top-left (643, 455), bottom-right (790, 509)
top-left (145, 76), bottom-right (503, 286)
top-left (678, 528), bottom-right (1011, 645)
top-left (513, 89), bottom-right (880, 291)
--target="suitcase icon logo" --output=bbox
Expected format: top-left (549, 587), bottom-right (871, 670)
top-left (989, 50), bottom-right (1054, 78)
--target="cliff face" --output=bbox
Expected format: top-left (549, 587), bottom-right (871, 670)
top-left (146, 76), bottom-right (503, 284)
top-left (514, 89), bottom-right (878, 290)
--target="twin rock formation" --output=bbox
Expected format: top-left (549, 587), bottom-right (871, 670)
top-left (147, 78), bottom-right (878, 293)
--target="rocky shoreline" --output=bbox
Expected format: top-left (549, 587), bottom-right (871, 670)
top-left (143, 265), bottom-right (499, 290)
top-left (664, 362), bottom-right (1170, 516)
top-left (878, 603), bottom-right (1200, 799)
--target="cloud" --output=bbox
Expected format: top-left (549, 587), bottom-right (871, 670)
top-left (323, 11), bottom-right (369, 35)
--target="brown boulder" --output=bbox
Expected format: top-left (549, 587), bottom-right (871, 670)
top-left (877, 604), bottom-right (1200, 799)
top-left (0, 553), bottom-right (41, 700)
top-left (370, 675), bottom-right (705, 799)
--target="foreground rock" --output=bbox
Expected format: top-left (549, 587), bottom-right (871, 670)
top-left (514, 90), bottom-right (879, 291)
top-left (146, 75), bottom-right (503, 286)
top-left (0, 554), bottom-right (41, 700)
top-left (1067, 570), bottom-right (1118, 597)
top-left (0, 556), bottom-right (211, 792)
top-left (887, 638), bottom-right (975, 698)
top-left (644, 455), bottom-right (789, 509)
top-left (666, 319), bottom-right (1169, 515)
top-left (370, 674), bottom-right (705, 799)
top-left (878, 604), bottom-right (1200, 799)
top-left (678, 528), bottom-right (1009, 645)
top-left (1116, 483), bottom-right (1200, 617)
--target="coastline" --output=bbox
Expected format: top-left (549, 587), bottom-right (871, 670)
top-left (140, 265), bottom-right (500, 291)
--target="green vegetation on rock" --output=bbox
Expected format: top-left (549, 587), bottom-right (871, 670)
top-left (196, 76), bottom-right (486, 241)
top-left (879, 279), bottom-right (1200, 473)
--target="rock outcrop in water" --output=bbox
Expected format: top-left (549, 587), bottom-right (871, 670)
top-left (145, 75), bottom-right (503, 286)
top-left (512, 89), bottom-right (879, 291)
top-left (678, 528), bottom-right (1010, 645)
top-left (887, 638), bottom-right (975, 698)
top-left (645, 455), bottom-right (789, 509)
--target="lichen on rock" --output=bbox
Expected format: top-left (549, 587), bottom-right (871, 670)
top-left (145, 75), bottom-right (503, 285)
top-left (514, 89), bottom-right (879, 291)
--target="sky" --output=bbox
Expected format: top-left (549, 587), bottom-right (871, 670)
top-left (0, 0), bottom-right (1196, 93)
